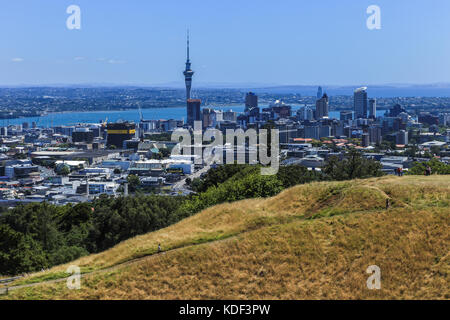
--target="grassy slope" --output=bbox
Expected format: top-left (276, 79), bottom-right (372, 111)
top-left (3, 175), bottom-right (449, 299)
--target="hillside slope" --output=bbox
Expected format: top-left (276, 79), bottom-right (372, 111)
top-left (3, 175), bottom-right (449, 299)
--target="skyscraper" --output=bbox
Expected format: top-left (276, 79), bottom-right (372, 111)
top-left (245, 92), bottom-right (258, 112)
top-left (368, 126), bottom-right (382, 144)
top-left (317, 86), bottom-right (323, 99)
top-left (396, 130), bottom-right (408, 145)
top-left (187, 99), bottom-right (201, 127)
top-left (354, 87), bottom-right (368, 119)
top-left (315, 93), bottom-right (329, 119)
top-left (369, 98), bottom-right (377, 118)
top-left (183, 30), bottom-right (194, 101)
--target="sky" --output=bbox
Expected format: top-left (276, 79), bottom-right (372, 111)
top-left (1, 0), bottom-right (450, 86)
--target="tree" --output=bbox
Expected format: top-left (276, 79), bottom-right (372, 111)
top-left (323, 150), bottom-right (383, 181)
top-left (60, 166), bottom-right (70, 176)
top-left (0, 224), bottom-right (47, 275)
top-left (127, 174), bottom-right (141, 193)
top-left (276, 165), bottom-right (322, 188)
top-left (408, 158), bottom-right (450, 175)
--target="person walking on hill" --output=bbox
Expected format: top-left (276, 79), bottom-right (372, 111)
top-left (158, 243), bottom-right (162, 253)
top-left (425, 166), bottom-right (432, 176)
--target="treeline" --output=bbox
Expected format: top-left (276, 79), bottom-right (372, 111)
top-left (407, 158), bottom-right (450, 175)
top-left (0, 196), bottom-right (184, 275)
top-left (0, 150), bottom-right (383, 276)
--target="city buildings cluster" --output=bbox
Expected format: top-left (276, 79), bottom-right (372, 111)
top-left (0, 37), bottom-right (449, 207)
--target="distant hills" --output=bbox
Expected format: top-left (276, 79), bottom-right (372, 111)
top-left (2, 83), bottom-right (450, 97)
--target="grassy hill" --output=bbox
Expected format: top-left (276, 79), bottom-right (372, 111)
top-left (2, 175), bottom-right (449, 299)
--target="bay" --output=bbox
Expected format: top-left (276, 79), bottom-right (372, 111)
top-left (2, 106), bottom-right (386, 127)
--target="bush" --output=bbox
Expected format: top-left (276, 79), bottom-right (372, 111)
top-left (407, 158), bottom-right (450, 175)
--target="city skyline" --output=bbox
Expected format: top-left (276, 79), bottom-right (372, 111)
top-left (2, 0), bottom-right (450, 86)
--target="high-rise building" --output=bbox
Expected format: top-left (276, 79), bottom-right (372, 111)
top-left (369, 98), bottom-right (377, 118)
top-left (319, 125), bottom-right (331, 138)
top-left (317, 86), bottom-right (323, 99)
top-left (106, 122), bottom-right (136, 148)
top-left (315, 93), bottom-right (329, 119)
top-left (245, 92), bottom-right (258, 112)
top-left (297, 106), bottom-right (314, 121)
top-left (202, 108), bottom-right (214, 129)
top-left (389, 104), bottom-right (407, 117)
top-left (223, 110), bottom-right (237, 122)
top-left (187, 99), bottom-right (201, 127)
top-left (340, 111), bottom-right (353, 122)
top-left (396, 130), bottom-right (408, 145)
top-left (369, 126), bottom-right (382, 144)
top-left (304, 125), bottom-right (320, 140)
top-left (362, 133), bottom-right (370, 147)
top-left (72, 128), bottom-right (94, 143)
top-left (354, 87), bottom-right (368, 119)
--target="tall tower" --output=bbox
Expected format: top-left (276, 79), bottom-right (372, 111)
top-left (315, 93), bottom-right (329, 119)
top-left (317, 86), bottom-right (323, 100)
top-left (183, 30), bottom-right (194, 100)
top-left (369, 98), bottom-right (377, 118)
top-left (354, 87), bottom-right (368, 119)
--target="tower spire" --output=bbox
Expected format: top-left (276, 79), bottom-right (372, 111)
top-left (183, 29), bottom-right (194, 101)
top-left (187, 29), bottom-right (190, 62)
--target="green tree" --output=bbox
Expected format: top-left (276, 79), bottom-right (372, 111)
top-left (323, 150), bottom-right (384, 181)
top-left (127, 174), bottom-right (141, 193)
top-left (407, 158), bottom-right (450, 175)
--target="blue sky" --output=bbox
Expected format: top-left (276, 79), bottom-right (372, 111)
top-left (2, 0), bottom-right (450, 86)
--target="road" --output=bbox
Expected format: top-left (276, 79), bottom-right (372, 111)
top-left (172, 164), bottom-right (211, 192)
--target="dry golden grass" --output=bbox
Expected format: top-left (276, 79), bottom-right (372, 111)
top-left (4, 175), bottom-right (449, 299)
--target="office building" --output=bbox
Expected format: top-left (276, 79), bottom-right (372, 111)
top-left (187, 99), bottom-right (201, 127)
top-left (72, 128), bottom-right (94, 143)
top-left (362, 133), bottom-right (370, 147)
top-left (315, 93), bottom-right (329, 119)
top-left (369, 98), bottom-right (377, 118)
top-left (223, 110), bottom-right (237, 122)
top-left (396, 130), bottom-right (408, 145)
top-left (354, 87), bottom-right (368, 119)
top-left (202, 108), bottom-right (215, 129)
top-left (340, 111), bottom-right (353, 122)
top-left (245, 92), bottom-right (258, 112)
top-left (317, 86), bottom-right (323, 99)
top-left (369, 126), bottom-right (382, 144)
top-left (106, 122), bottom-right (136, 148)
top-left (297, 106), bottom-right (314, 121)
top-left (304, 126), bottom-right (320, 140)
